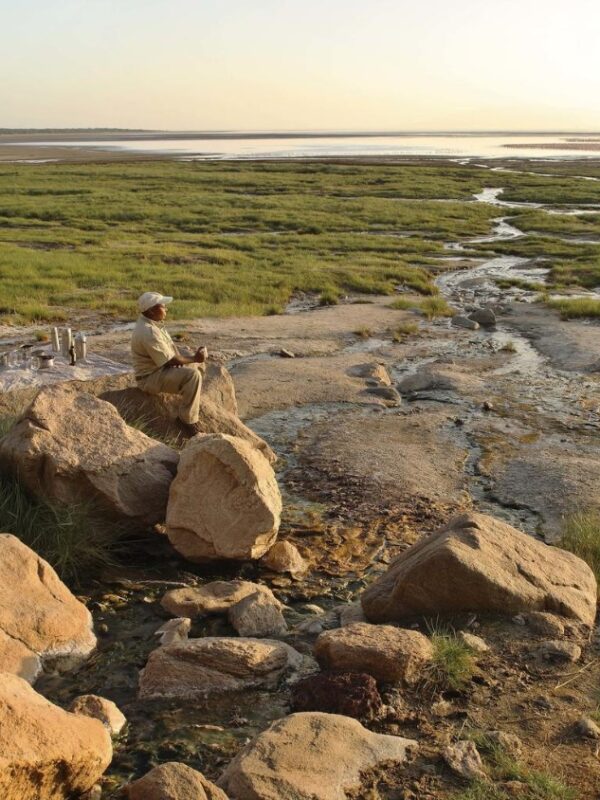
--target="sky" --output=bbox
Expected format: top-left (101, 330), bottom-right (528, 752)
top-left (1, 0), bottom-right (599, 131)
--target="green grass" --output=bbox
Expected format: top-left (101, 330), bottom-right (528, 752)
top-left (391, 294), bottom-right (455, 319)
top-left (0, 472), bottom-right (123, 584)
top-left (391, 321), bottom-right (419, 341)
top-left (453, 733), bottom-right (577, 800)
top-left (546, 297), bottom-right (600, 319)
top-left (423, 622), bottom-right (478, 693)
top-left (559, 511), bottom-right (600, 582)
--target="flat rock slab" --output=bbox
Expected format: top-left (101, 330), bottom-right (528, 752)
top-left (361, 512), bottom-right (597, 627)
top-left (166, 434), bottom-right (282, 561)
top-left (0, 534), bottom-right (96, 681)
top-left (314, 622), bottom-right (433, 685)
top-left (219, 711), bottom-right (418, 800)
top-left (162, 580), bottom-right (278, 618)
top-left (0, 384), bottom-right (178, 526)
top-left (0, 672), bottom-right (112, 800)
top-left (138, 637), bottom-right (307, 700)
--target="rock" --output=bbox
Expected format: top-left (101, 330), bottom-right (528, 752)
top-left (162, 580), bottom-right (278, 618)
top-left (0, 385), bottom-right (178, 526)
top-left (469, 308), bottom-right (497, 327)
top-left (100, 363), bottom-right (276, 465)
top-left (155, 618), bottom-right (191, 646)
top-left (127, 762), bottom-right (228, 800)
top-left (348, 362), bottom-right (392, 386)
top-left (0, 672), bottom-right (112, 800)
top-left (314, 622), bottom-right (433, 685)
top-left (291, 671), bottom-right (383, 720)
top-left (458, 631), bottom-right (490, 653)
top-left (397, 365), bottom-right (483, 395)
top-left (366, 386), bottom-right (402, 406)
top-left (337, 601), bottom-right (367, 627)
top-left (361, 512), bottom-right (597, 627)
top-left (278, 348), bottom-right (296, 359)
top-left (70, 694), bottom-right (127, 735)
top-left (576, 717), bottom-right (600, 740)
top-left (525, 612), bottom-right (566, 637)
top-left (139, 637), bottom-right (308, 699)
top-left (0, 534), bottom-right (96, 681)
top-left (452, 315), bottom-right (480, 330)
top-left (443, 740), bottom-right (486, 781)
top-left (261, 541), bottom-right (307, 577)
top-left (81, 786), bottom-right (102, 800)
top-left (219, 712), bottom-right (418, 800)
top-left (166, 434), bottom-right (282, 561)
top-left (484, 730), bottom-right (523, 757)
top-left (482, 400), bottom-right (494, 412)
top-left (228, 591), bottom-right (288, 638)
top-left (533, 640), bottom-right (581, 664)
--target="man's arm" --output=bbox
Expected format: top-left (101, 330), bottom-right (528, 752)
top-left (166, 346), bottom-right (208, 368)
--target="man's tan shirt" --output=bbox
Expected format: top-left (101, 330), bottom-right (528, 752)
top-left (131, 315), bottom-right (177, 379)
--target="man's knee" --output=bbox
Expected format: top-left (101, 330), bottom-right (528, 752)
top-left (180, 367), bottom-right (202, 392)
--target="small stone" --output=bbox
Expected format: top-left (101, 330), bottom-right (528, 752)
top-left (261, 541), bottom-right (307, 578)
top-left (452, 315), bottom-right (480, 330)
top-left (81, 786), bottom-right (102, 800)
top-left (443, 740), bottom-right (486, 781)
top-left (69, 694), bottom-right (127, 736)
top-left (366, 386), bottom-right (402, 406)
top-left (525, 612), bottom-right (565, 637)
top-left (482, 400), bottom-right (494, 412)
top-left (228, 591), bottom-right (288, 638)
top-left (279, 348), bottom-right (296, 358)
top-left (458, 631), bottom-right (490, 653)
top-left (576, 717), bottom-right (600, 739)
top-left (337, 601), bottom-right (367, 627)
top-left (512, 614), bottom-right (526, 626)
top-left (484, 730), bottom-right (522, 757)
top-left (291, 671), bottom-right (383, 721)
top-left (127, 761), bottom-right (228, 800)
top-left (468, 308), bottom-right (496, 327)
top-left (533, 640), bottom-right (581, 664)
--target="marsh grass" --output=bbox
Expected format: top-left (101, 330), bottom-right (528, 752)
top-left (422, 621), bottom-right (478, 693)
top-left (391, 295), bottom-right (455, 319)
top-left (559, 511), bottom-right (600, 582)
top-left (454, 733), bottom-right (577, 800)
top-left (0, 473), bottom-right (123, 584)
top-left (546, 297), bottom-right (600, 319)
top-left (391, 321), bottom-right (419, 341)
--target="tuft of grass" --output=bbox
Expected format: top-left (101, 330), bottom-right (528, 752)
top-left (559, 511), bottom-right (600, 582)
top-left (546, 297), bottom-right (600, 319)
top-left (319, 290), bottom-right (339, 306)
top-left (354, 326), bottom-right (372, 339)
top-left (454, 733), bottom-right (577, 800)
top-left (0, 473), bottom-right (124, 585)
top-left (34, 330), bottom-right (50, 342)
top-left (391, 321), bottom-right (419, 342)
top-left (422, 621), bottom-right (478, 693)
top-left (391, 295), bottom-right (455, 319)
top-left (500, 340), bottom-right (517, 353)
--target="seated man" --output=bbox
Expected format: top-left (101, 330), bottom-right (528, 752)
top-left (131, 291), bottom-right (207, 432)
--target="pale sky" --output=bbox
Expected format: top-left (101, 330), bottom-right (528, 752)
top-left (1, 0), bottom-right (599, 131)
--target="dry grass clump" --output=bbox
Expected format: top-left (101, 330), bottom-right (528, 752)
top-left (391, 321), bottom-right (419, 342)
top-left (422, 621), bottom-right (478, 693)
top-left (559, 511), bottom-right (600, 582)
top-left (391, 295), bottom-right (455, 319)
top-left (547, 297), bottom-right (600, 319)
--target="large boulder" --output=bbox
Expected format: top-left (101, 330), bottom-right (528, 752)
top-left (361, 512), bottom-right (598, 627)
top-left (0, 385), bottom-right (178, 526)
top-left (314, 622), bottom-right (433, 685)
top-left (166, 434), bottom-right (282, 562)
top-left (0, 534), bottom-right (96, 681)
top-left (139, 637), bottom-right (308, 699)
top-left (161, 580), bottom-right (278, 618)
top-left (219, 712), bottom-right (418, 800)
top-left (127, 762), bottom-right (228, 800)
top-left (0, 672), bottom-right (112, 800)
top-left (100, 362), bottom-right (276, 464)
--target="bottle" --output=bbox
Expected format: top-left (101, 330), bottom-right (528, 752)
top-left (61, 328), bottom-right (72, 358)
top-left (68, 342), bottom-right (76, 366)
top-left (75, 333), bottom-right (87, 362)
top-left (51, 327), bottom-right (60, 352)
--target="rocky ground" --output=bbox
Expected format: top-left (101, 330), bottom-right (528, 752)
top-left (1, 276), bottom-right (600, 798)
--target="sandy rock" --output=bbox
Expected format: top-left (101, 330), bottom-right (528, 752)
top-left (166, 434), bottom-right (282, 561)
top-left (0, 672), bottom-right (112, 800)
top-left (291, 671), bottom-right (383, 720)
top-left (443, 740), bottom-right (486, 781)
top-left (154, 618), bottom-right (191, 646)
top-left (533, 640), bottom-right (581, 664)
top-left (260, 541), bottom-right (307, 577)
top-left (0, 385), bottom-right (178, 526)
top-left (228, 591), bottom-right (288, 638)
top-left (162, 580), bottom-right (278, 618)
top-left (139, 637), bottom-right (307, 699)
top-left (452, 315), bottom-right (480, 330)
top-left (69, 694), bottom-right (127, 736)
top-left (576, 717), bottom-right (600, 740)
top-left (484, 730), bottom-right (523, 757)
top-left (361, 512), bottom-right (597, 627)
top-left (458, 631), bottom-right (490, 653)
top-left (348, 362), bottom-right (392, 386)
top-left (365, 385), bottom-right (402, 405)
top-left (127, 762), bottom-right (228, 800)
top-left (337, 601), bottom-right (367, 627)
top-left (0, 534), bottom-right (96, 680)
top-left (397, 365), bottom-right (483, 396)
top-left (525, 612), bottom-right (566, 637)
top-left (219, 711), bottom-right (418, 800)
top-left (314, 622), bottom-right (433, 685)
top-left (469, 308), bottom-right (497, 327)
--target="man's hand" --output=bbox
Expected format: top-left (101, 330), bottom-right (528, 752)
top-left (194, 346), bottom-right (208, 364)
top-left (166, 346), bottom-right (208, 368)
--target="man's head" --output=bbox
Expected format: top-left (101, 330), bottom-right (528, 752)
top-left (138, 292), bottom-right (173, 321)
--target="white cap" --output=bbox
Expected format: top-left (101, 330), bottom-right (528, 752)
top-left (138, 292), bottom-right (174, 313)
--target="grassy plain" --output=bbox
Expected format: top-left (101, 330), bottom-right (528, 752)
top-left (0, 159), bottom-right (599, 323)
